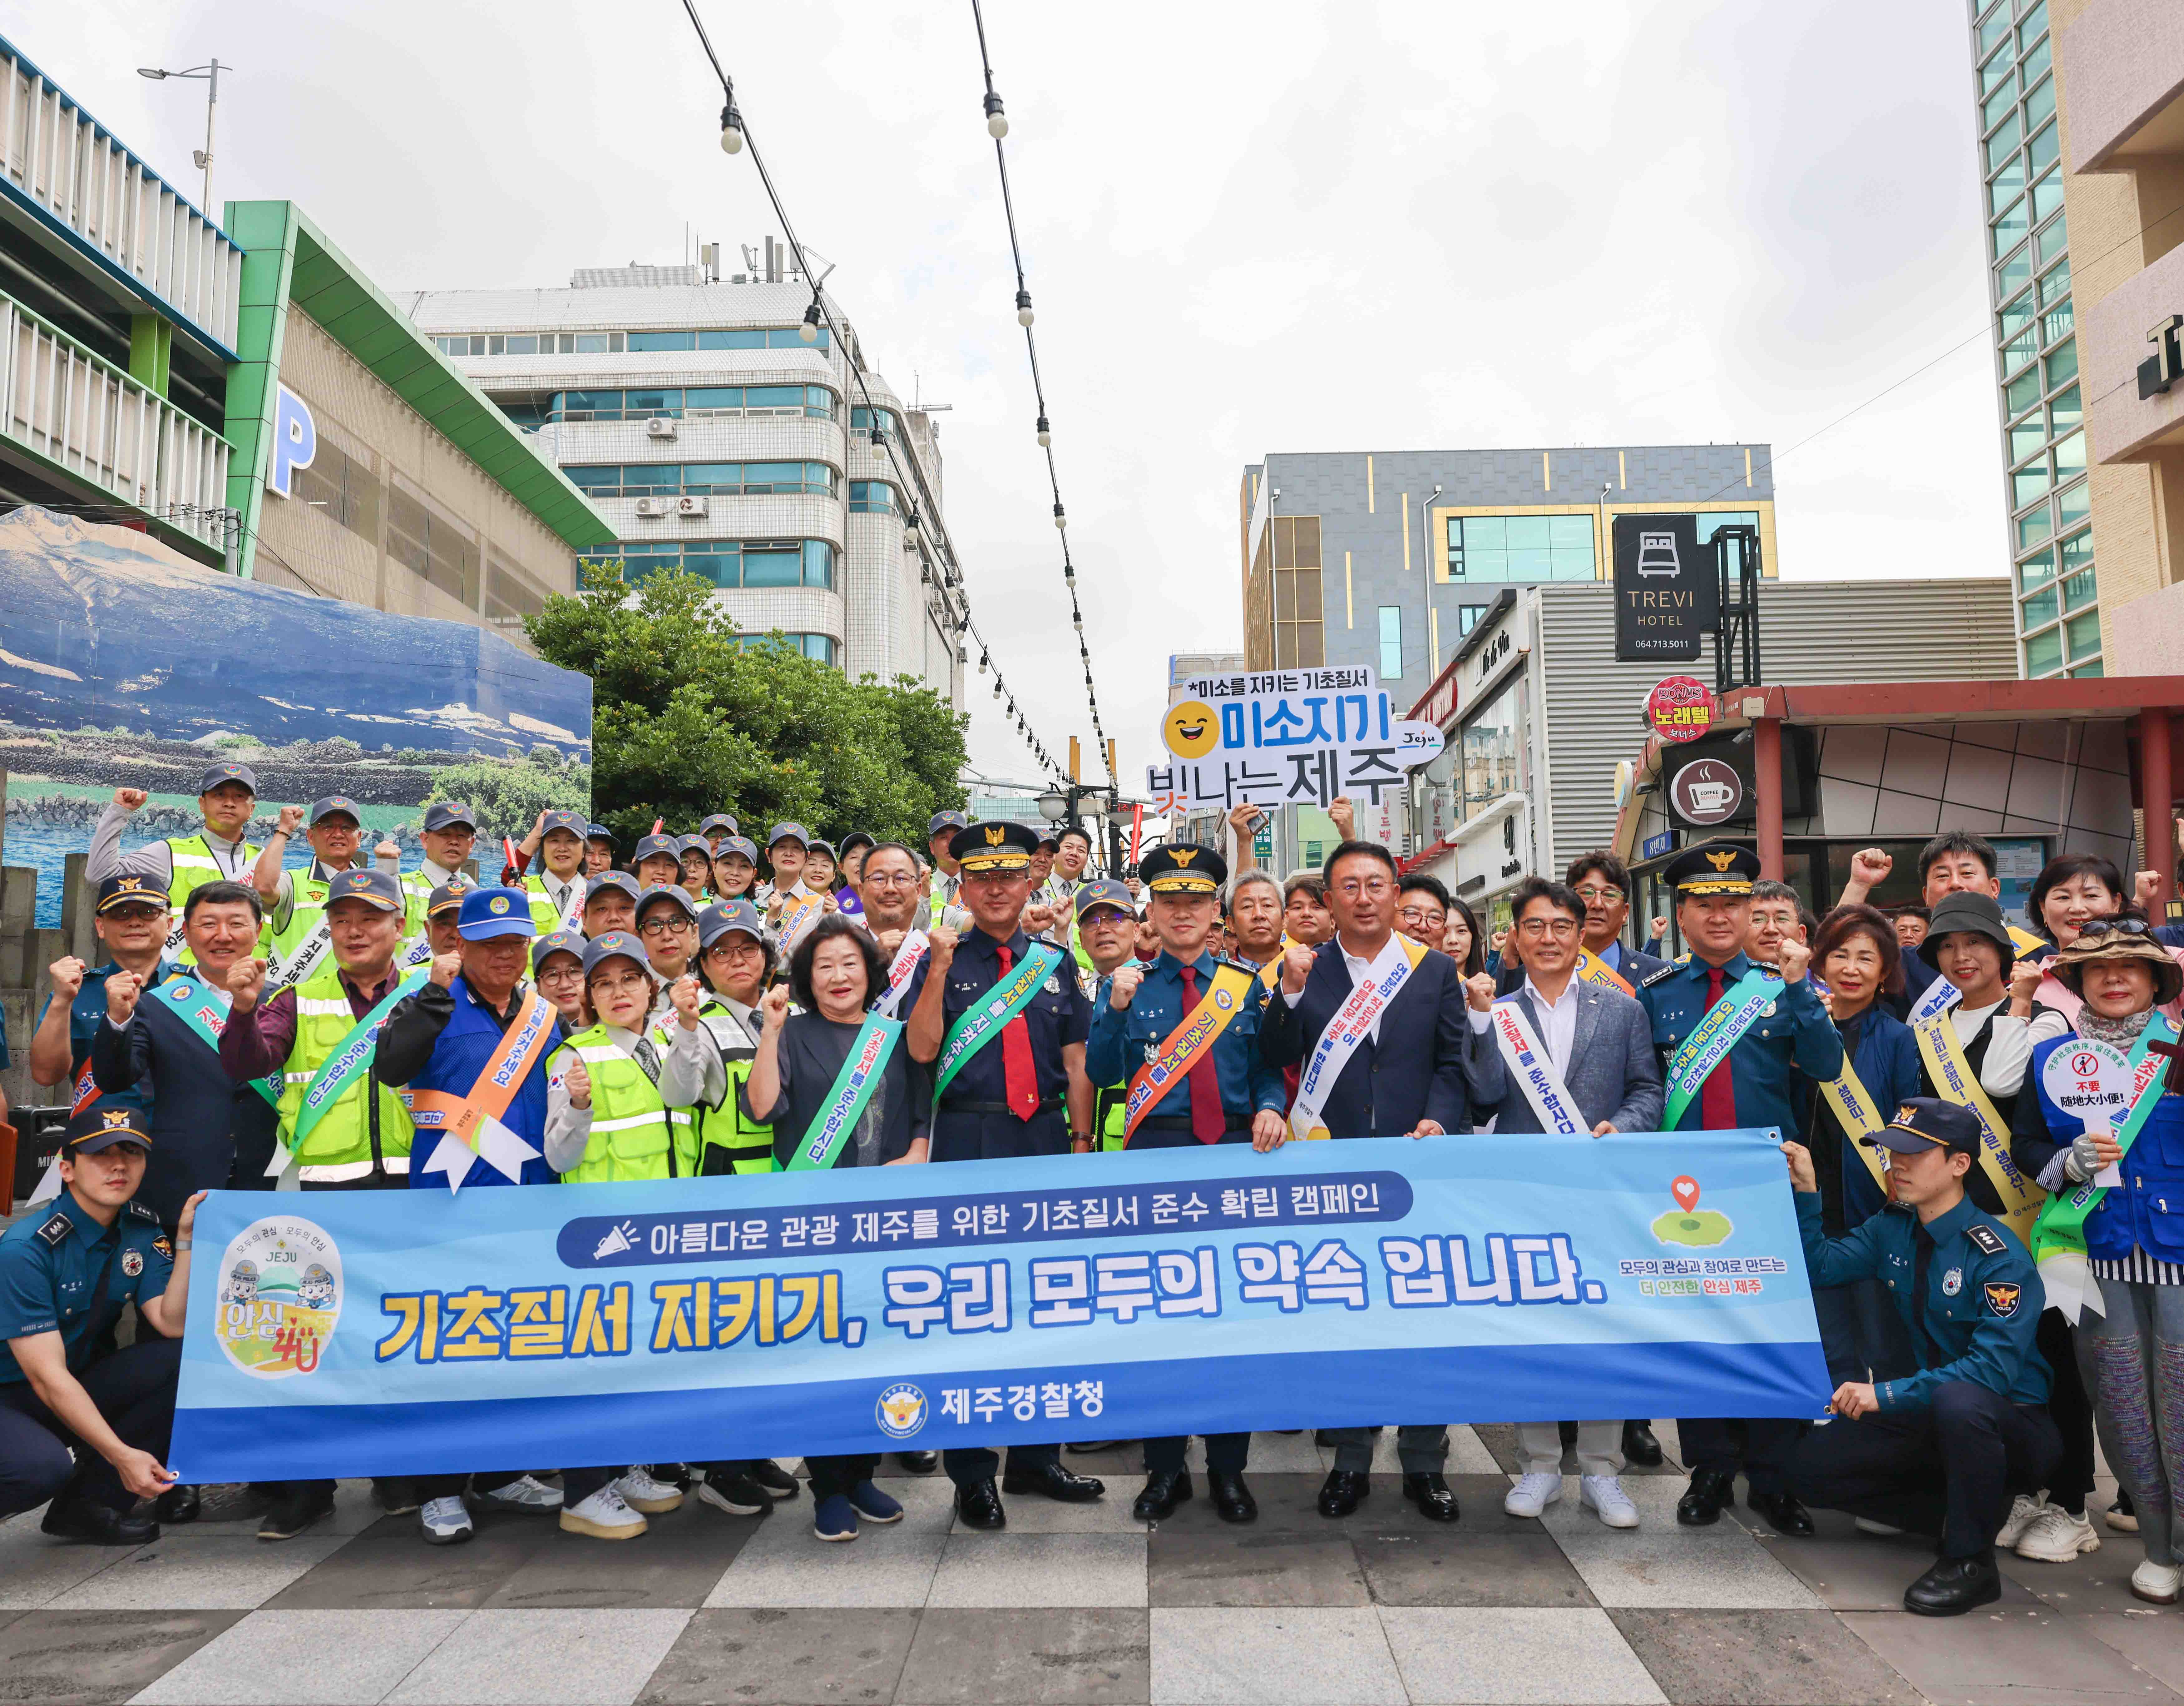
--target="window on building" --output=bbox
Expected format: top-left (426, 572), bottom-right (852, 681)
top-left (559, 462), bottom-right (837, 498)
top-left (387, 476), bottom-right (480, 609)
top-left (1267, 514), bottom-right (1324, 667)
top-left (1378, 605), bottom-right (1403, 679)
top-left (850, 405), bottom-right (902, 438)
top-left (436, 326), bottom-right (826, 358)
top-left (849, 481), bottom-right (895, 514)
top-left (1442, 514), bottom-right (1596, 583)
top-left (287, 402), bottom-right (382, 548)
top-left (581, 538), bottom-right (835, 591)
top-left (1455, 604), bottom-right (1488, 637)
top-left (546, 385), bottom-right (836, 422)
top-left (732, 631), bottom-right (838, 666)
top-left (1459, 680), bottom-right (1519, 819)
top-left (485, 556), bottom-right (551, 624)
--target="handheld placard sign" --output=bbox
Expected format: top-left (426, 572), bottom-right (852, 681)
top-left (2043, 1040), bottom-right (2132, 1186)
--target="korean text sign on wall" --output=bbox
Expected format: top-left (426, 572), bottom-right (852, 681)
top-left (1147, 667), bottom-right (1446, 813)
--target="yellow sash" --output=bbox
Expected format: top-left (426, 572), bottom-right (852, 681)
top-left (1913, 1013), bottom-right (2045, 1243)
top-left (1124, 962), bottom-right (1258, 1143)
top-left (1258, 935), bottom-right (1298, 989)
top-left (1816, 1058), bottom-right (1892, 1198)
top-left (2007, 923), bottom-right (2048, 958)
top-left (1575, 947), bottom-right (1634, 996)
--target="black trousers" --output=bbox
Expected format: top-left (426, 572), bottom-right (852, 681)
top-left (0, 1337), bottom-right (181, 1517)
top-left (1677, 1416), bottom-right (1805, 1495)
top-left (2036, 1307), bottom-right (2097, 1515)
top-left (1792, 1381), bottom-right (2062, 1558)
top-left (946, 1442), bottom-right (1058, 1487)
top-left (807, 1454), bottom-right (880, 1501)
top-left (1146, 1433), bottom-right (1248, 1475)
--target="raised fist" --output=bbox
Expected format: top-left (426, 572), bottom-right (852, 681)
top-left (106, 969), bottom-right (144, 1024)
top-left (275, 804), bottom-right (306, 837)
top-left (47, 956), bottom-right (86, 1001)
top-left (1108, 964), bottom-right (1144, 1009)
top-left (430, 951), bottom-right (463, 989)
top-left (928, 926), bottom-right (960, 967)
top-left (375, 838), bottom-right (401, 864)
top-left (2010, 958), bottom-right (2045, 1006)
top-left (112, 787), bottom-right (147, 813)
top-left (226, 957), bottom-right (269, 1012)
top-left (1849, 848), bottom-right (1892, 889)
top-left (1465, 972), bottom-right (1496, 1013)
top-left (1328, 797), bottom-right (1356, 839)
top-left (1280, 943), bottom-right (1315, 996)
top-left (670, 973), bottom-right (703, 1027)
top-left (562, 1058), bottom-right (592, 1110)
top-left (2136, 870), bottom-right (2163, 911)
top-left (759, 983), bottom-right (792, 1030)
top-left (1778, 937), bottom-right (1813, 984)
top-left (1023, 902), bottom-right (1056, 936)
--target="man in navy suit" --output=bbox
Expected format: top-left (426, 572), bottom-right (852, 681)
top-left (1259, 836), bottom-right (1502, 1524)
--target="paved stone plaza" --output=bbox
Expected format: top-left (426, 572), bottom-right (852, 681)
top-left (0, 1427), bottom-right (2169, 1705)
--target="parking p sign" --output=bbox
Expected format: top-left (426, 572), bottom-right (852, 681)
top-left (266, 384), bottom-right (318, 499)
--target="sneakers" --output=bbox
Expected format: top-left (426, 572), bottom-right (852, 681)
top-left (476, 1474), bottom-right (562, 1513)
top-left (561, 1486), bottom-right (647, 1540)
top-left (2133, 1559), bottom-right (2183, 1604)
top-left (2109, 1492), bottom-right (2141, 1534)
top-left (1580, 1476), bottom-right (1639, 1529)
top-left (419, 1496), bottom-right (474, 1546)
top-left (2016, 1506), bottom-right (2100, 1561)
top-left (747, 1459), bottom-right (801, 1500)
top-left (258, 1484), bottom-right (335, 1542)
top-left (847, 1481), bottom-right (903, 1524)
top-left (698, 1467), bottom-right (772, 1516)
top-left (1997, 1493), bottom-right (2046, 1549)
top-left (1854, 1517), bottom-right (1906, 1536)
top-left (613, 1467), bottom-right (685, 1515)
top-left (813, 1493), bottom-right (858, 1541)
top-left (1503, 1472), bottom-right (1563, 1519)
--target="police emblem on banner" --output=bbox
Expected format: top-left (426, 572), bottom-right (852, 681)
top-left (876, 1382), bottom-right (928, 1438)
top-left (214, 1217), bottom-right (343, 1380)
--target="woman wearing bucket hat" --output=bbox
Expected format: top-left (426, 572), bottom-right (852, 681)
top-left (2012, 920), bottom-right (2184, 1603)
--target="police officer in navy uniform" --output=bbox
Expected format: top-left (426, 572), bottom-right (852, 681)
top-left (1637, 841), bottom-right (1841, 1536)
top-left (1784, 1099), bottom-right (2059, 1615)
top-left (1088, 844), bottom-right (1287, 1524)
top-left (902, 818), bottom-right (1104, 1528)
top-left (0, 1107), bottom-right (202, 1544)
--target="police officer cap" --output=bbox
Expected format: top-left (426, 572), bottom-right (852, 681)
top-left (532, 928), bottom-right (586, 972)
top-left (458, 885), bottom-right (535, 941)
top-left (715, 835), bottom-right (758, 864)
top-left (581, 930), bottom-right (653, 977)
top-left (422, 801), bottom-right (476, 833)
top-left (1867, 1096), bottom-right (1983, 1158)
top-left (309, 795), bottom-right (360, 827)
top-left (196, 761), bottom-right (258, 796)
top-left (584, 822), bottom-right (615, 846)
top-left (325, 868), bottom-right (403, 912)
top-left (539, 810), bottom-right (586, 841)
top-left (587, 870), bottom-right (641, 904)
top-left (699, 898), bottom-right (766, 951)
top-left (951, 818), bottom-right (1039, 872)
top-left (65, 1104), bottom-right (152, 1155)
top-left (96, 873), bottom-right (170, 914)
top-left (1663, 840), bottom-right (1761, 897)
top-left (1140, 842), bottom-right (1227, 895)
top-left (768, 822), bottom-right (810, 849)
top-left (700, 813), bottom-right (739, 835)
top-left (636, 884), bottom-right (701, 924)
top-left (838, 831), bottom-right (876, 857)
top-left (1074, 877), bottom-right (1135, 920)
top-left (928, 810), bottom-right (970, 840)
top-left (633, 834), bottom-right (681, 866)
top-left (426, 877), bottom-right (474, 918)
top-left (1918, 891), bottom-right (2013, 969)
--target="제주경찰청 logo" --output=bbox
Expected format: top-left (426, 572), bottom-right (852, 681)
top-left (876, 1383), bottom-right (928, 1438)
top-left (214, 1217), bottom-right (343, 1380)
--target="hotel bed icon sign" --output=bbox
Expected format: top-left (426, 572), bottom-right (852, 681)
top-left (1670, 758), bottom-right (1743, 827)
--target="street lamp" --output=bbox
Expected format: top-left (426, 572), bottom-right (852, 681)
top-left (137, 59), bottom-right (224, 212)
top-left (1036, 787), bottom-right (1069, 823)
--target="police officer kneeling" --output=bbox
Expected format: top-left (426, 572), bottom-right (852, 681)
top-left (1785, 1097), bottom-right (2059, 1615)
top-left (0, 1107), bottom-right (202, 1543)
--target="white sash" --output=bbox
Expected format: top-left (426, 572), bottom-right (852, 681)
top-left (1911, 973), bottom-right (1963, 1025)
top-left (1289, 935), bottom-right (1424, 1142)
top-left (872, 929), bottom-right (930, 1019)
top-left (267, 914), bottom-right (334, 997)
top-left (1490, 994), bottom-right (1585, 1135)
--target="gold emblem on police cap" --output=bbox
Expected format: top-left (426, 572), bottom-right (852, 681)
top-left (984, 824), bottom-right (1006, 846)
top-left (1894, 1103), bottom-right (1917, 1124)
top-left (1705, 850), bottom-right (1737, 872)
top-left (101, 1109), bottom-right (133, 1129)
top-left (1171, 848), bottom-right (1196, 866)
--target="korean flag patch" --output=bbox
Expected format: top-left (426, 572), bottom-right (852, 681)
top-left (1984, 1281), bottom-right (2022, 1318)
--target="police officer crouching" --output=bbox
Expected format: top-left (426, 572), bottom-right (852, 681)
top-left (1088, 844), bottom-right (1287, 1524)
top-left (1785, 1098), bottom-right (2059, 1615)
top-left (0, 1108), bottom-right (201, 1544)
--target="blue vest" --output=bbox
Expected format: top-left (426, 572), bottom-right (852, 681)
top-left (2027, 1033), bottom-right (2184, 1265)
top-left (405, 974), bottom-right (559, 1189)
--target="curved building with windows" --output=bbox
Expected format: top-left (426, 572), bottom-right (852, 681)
top-left (406, 262), bottom-right (965, 702)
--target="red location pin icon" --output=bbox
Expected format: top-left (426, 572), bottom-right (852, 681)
top-left (1671, 1176), bottom-right (1701, 1214)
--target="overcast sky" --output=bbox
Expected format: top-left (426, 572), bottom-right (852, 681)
top-left (31, 0), bottom-right (2003, 785)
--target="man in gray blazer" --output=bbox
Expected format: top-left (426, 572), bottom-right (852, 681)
top-left (1489, 878), bottom-right (1663, 1530)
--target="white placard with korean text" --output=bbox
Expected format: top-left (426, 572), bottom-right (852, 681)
top-left (1148, 667), bottom-right (1445, 813)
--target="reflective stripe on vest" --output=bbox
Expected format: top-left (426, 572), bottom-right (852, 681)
top-left (691, 1003), bottom-right (774, 1174)
top-left (273, 961), bottom-right (415, 1173)
top-left (551, 1024), bottom-right (700, 1183)
top-left (165, 834), bottom-right (261, 963)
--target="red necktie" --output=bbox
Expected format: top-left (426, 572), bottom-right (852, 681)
top-left (1699, 964), bottom-right (1738, 1130)
top-left (994, 944), bottom-right (1040, 1121)
top-left (1179, 964), bottom-right (1227, 1145)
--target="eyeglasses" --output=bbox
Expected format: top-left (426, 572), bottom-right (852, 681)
top-left (536, 963), bottom-right (584, 984)
top-left (1517, 917), bottom-right (1579, 939)
top-left (104, 904), bottom-right (167, 923)
top-left (2079, 917), bottom-right (2152, 940)
top-left (1399, 906), bottom-right (1446, 928)
top-left (639, 916), bottom-right (693, 938)
top-left (865, 871), bottom-right (920, 889)
top-left (1331, 878), bottom-right (1393, 900)
top-left (1572, 885), bottom-right (1624, 904)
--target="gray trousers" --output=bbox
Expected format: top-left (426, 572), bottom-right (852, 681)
top-left (1329, 1424), bottom-right (1448, 1475)
top-left (2078, 1274), bottom-right (2184, 1567)
top-left (1513, 1421), bottom-right (1621, 1478)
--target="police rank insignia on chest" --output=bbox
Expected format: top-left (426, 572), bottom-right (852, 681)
top-left (1144, 1043), bottom-right (1159, 1063)
top-left (1043, 976), bottom-right (1061, 995)
top-left (1984, 1281), bottom-right (2022, 1317)
top-left (122, 1249), bottom-right (144, 1278)
top-left (1965, 1224), bottom-right (2007, 1256)
top-left (1942, 1268), bottom-right (1962, 1296)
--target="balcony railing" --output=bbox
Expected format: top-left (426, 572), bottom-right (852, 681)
top-left (0, 292), bottom-right (231, 553)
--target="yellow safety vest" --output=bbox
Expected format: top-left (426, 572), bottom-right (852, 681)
top-left (165, 833), bottom-right (261, 964)
top-left (692, 1001), bottom-right (775, 1175)
top-left (268, 865), bottom-right (334, 964)
top-left (550, 1023), bottom-right (699, 1182)
top-left (273, 961), bottom-right (415, 1177)
top-left (400, 864), bottom-right (468, 938)
top-left (522, 873), bottom-right (585, 937)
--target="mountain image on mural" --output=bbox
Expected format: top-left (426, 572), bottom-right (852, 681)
top-left (0, 506), bottom-right (592, 923)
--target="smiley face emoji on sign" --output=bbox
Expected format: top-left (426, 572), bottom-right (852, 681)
top-left (1163, 700), bottom-right (1221, 758)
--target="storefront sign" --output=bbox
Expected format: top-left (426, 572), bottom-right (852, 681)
top-left (1613, 514), bottom-right (1714, 662)
top-left (1669, 757), bottom-right (1743, 827)
top-left (1645, 677), bottom-right (1718, 745)
top-left (266, 384), bottom-right (318, 499)
top-left (1148, 667), bottom-right (1444, 811)
top-left (1641, 830), bottom-right (1674, 860)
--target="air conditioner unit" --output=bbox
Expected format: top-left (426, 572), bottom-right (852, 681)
top-left (634, 496), bottom-right (672, 517)
top-left (645, 417), bottom-right (679, 439)
top-left (677, 495), bottom-right (709, 517)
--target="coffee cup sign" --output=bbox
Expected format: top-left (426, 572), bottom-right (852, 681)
top-left (1670, 757), bottom-right (1743, 827)
top-left (2042, 1040), bottom-right (2133, 1130)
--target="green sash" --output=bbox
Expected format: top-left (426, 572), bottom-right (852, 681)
top-left (1661, 966), bottom-right (1780, 1128)
top-left (932, 941), bottom-right (1066, 1103)
top-left (784, 1014), bottom-right (903, 1172)
top-left (152, 975), bottom-right (282, 1107)
top-left (290, 969), bottom-right (431, 1148)
top-left (2032, 1014), bottom-right (2180, 1266)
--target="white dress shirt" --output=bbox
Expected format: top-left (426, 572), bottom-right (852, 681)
top-left (1519, 973), bottom-right (1582, 1067)
top-left (1282, 932), bottom-right (1492, 1041)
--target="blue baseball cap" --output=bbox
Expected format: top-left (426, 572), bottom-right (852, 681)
top-left (699, 898), bottom-right (766, 951)
top-left (457, 885), bottom-right (536, 940)
top-left (700, 813), bottom-right (739, 835)
top-left (714, 835), bottom-right (758, 863)
top-left (1073, 877), bottom-right (1135, 921)
top-left (582, 930), bottom-right (653, 976)
top-left (677, 834), bottom-right (712, 857)
top-left (928, 810), bottom-right (970, 839)
top-left (196, 762), bottom-right (258, 796)
top-left (422, 801), bottom-right (476, 833)
top-left (533, 928), bottom-right (586, 972)
top-left (325, 868), bottom-right (403, 912)
top-left (767, 822), bottom-right (810, 849)
top-left (585, 822), bottom-right (615, 846)
top-left (636, 885), bottom-right (700, 924)
top-left (633, 834), bottom-right (681, 866)
top-left (308, 795), bottom-right (361, 827)
top-left (539, 810), bottom-right (586, 841)
top-left (586, 870), bottom-right (641, 905)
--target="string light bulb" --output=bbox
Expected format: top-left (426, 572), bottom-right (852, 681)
top-left (719, 101), bottom-right (744, 154)
top-left (798, 302), bottom-right (821, 343)
top-left (984, 90), bottom-right (1008, 138)
top-left (1035, 415), bottom-right (1050, 447)
top-left (870, 428), bottom-right (884, 455)
top-left (1015, 289), bottom-right (1035, 327)
top-left (1052, 503), bottom-right (1066, 531)
top-left (904, 508), bottom-right (922, 548)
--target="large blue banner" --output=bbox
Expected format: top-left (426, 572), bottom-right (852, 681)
top-left (170, 1131), bottom-right (1826, 1482)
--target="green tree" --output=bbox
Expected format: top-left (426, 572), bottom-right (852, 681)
top-left (525, 565), bottom-right (968, 846)
top-left (423, 745), bottom-right (593, 843)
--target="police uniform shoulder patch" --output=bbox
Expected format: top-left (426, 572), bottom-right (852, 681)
top-left (1965, 1223), bottom-right (2007, 1256)
top-left (1984, 1280), bottom-right (2023, 1317)
top-left (152, 1235), bottom-right (174, 1260)
top-left (1641, 963), bottom-right (1681, 988)
top-left (35, 1213), bottom-right (71, 1248)
top-left (126, 1201), bottom-right (160, 1223)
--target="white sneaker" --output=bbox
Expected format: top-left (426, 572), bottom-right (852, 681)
top-left (477, 1474), bottom-right (563, 1512)
top-left (2016, 1506), bottom-right (2100, 1562)
top-left (1996, 1493), bottom-right (2047, 1549)
top-left (612, 1467), bottom-right (685, 1514)
top-left (560, 1486), bottom-right (648, 1540)
top-left (2132, 1559), bottom-right (2183, 1604)
top-left (1503, 1472), bottom-right (1564, 1518)
top-left (1853, 1517), bottom-right (1904, 1536)
top-left (1580, 1476), bottom-right (1639, 1529)
top-left (419, 1495), bottom-right (473, 1545)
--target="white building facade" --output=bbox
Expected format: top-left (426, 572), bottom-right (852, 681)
top-left (405, 264), bottom-right (965, 702)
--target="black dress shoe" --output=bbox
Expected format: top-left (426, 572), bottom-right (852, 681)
top-left (1904, 1551), bottom-right (2001, 1616)
top-left (1313, 1429), bottom-right (1339, 1447)
top-left (1676, 1468), bottom-right (1736, 1527)
top-left (1211, 1470), bottom-right (1257, 1524)
top-left (894, 1451), bottom-right (939, 1475)
top-left (1001, 1461), bottom-right (1105, 1502)
top-left (1133, 1470), bottom-right (1193, 1521)
top-left (955, 1479), bottom-right (1007, 1530)
top-left (259, 1483), bottom-right (336, 1541)
top-left (1403, 1473), bottom-right (1460, 1523)
top-left (41, 1497), bottom-right (157, 1546)
top-left (154, 1484), bottom-right (202, 1524)
top-left (1747, 1492), bottom-right (1814, 1537)
top-left (1317, 1469), bottom-right (1369, 1517)
top-left (1622, 1420), bottom-right (1664, 1468)
top-left (747, 1458), bottom-right (801, 1499)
